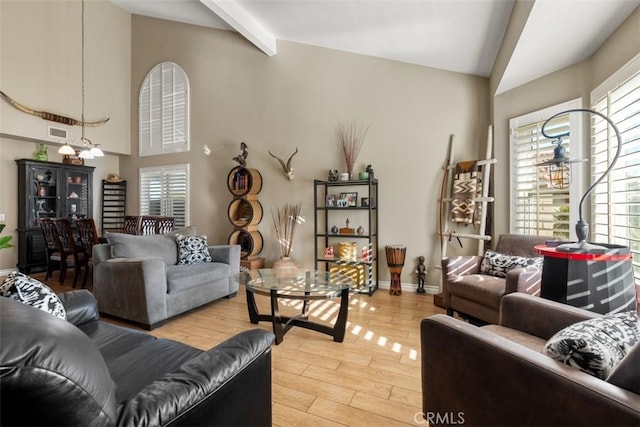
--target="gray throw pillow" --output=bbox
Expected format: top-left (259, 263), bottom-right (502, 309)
top-left (544, 311), bottom-right (640, 379)
top-left (107, 232), bottom-right (179, 265)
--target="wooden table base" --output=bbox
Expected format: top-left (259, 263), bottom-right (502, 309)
top-left (246, 287), bottom-right (349, 345)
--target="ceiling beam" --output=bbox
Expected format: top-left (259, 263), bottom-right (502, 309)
top-left (199, 0), bottom-right (277, 56)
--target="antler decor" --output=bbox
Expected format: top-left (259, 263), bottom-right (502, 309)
top-left (268, 147), bottom-right (299, 180)
top-left (0, 90), bottom-right (110, 127)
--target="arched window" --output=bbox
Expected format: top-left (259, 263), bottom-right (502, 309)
top-left (139, 62), bottom-right (189, 156)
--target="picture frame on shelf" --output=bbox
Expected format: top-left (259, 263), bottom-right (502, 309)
top-left (326, 194), bottom-right (337, 207)
top-left (337, 198), bottom-right (348, 208)
top-left (340, 192), bottom-right (358, 207)
top-left (361, 197), bottom-right (370, 207)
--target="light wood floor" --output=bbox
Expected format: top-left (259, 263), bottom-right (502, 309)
top-left (40, 272), bottom-right (445, 426)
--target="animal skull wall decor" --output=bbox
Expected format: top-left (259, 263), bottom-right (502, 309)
top-left (268, 147), bottom-right (298, 180)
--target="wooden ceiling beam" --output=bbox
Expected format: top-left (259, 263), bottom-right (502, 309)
top-left (199, 0), bottom-right (277, 56)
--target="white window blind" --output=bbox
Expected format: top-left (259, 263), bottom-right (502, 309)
top-left (139, 62), bottom-right (189, 157)
top-left (139, 164), bottom-right (189, 228)
top-left (510, 99), bottom-right (583, 239)
top-left (590, 68), bottom-right (640, 284)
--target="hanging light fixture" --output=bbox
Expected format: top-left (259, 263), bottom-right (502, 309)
top-left (536, 113), bottom-right (586, 189)
top-left (68, 0), bottom-right (103, 160)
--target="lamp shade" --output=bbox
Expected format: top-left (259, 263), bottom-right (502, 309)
top-left (78, 149), bottom-right (93, 159)
top-left (58, 143), bottom-right (76, 155)
top-left (89, 145), bottom-right (104, 157)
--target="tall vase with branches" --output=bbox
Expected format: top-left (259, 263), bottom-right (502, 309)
top-left (337, 121), bottom-right (370, 179)
top-left (272, 203), bottom-right (303, 270)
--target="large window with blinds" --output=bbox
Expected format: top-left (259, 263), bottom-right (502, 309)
top-left (139, 62), bottom-right (189, 157)
top-left (509, 99), bottom-right (583, 239)
top-left (139, 164), bottom-right (189, 228)
top-left (590, 62), bottom-right (639, 284)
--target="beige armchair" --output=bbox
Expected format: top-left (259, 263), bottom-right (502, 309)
top-left (442, 233), bottom-right (548, 324)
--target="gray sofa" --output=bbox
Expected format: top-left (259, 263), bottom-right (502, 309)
top-left (93, 228), bottom-right (240, 329)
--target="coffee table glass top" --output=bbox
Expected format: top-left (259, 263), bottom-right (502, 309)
top-left (236, 269), bottom-right (353, 297)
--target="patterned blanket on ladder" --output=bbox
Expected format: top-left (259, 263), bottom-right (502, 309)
top-left (451, 160), bottom-right (481, 224)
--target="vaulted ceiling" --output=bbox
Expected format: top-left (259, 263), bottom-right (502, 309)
top-left (112, 0), bottom-right (639, 94)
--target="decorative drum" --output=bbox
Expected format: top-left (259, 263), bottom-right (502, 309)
top-left (385, 245), bottom-right (406, 296)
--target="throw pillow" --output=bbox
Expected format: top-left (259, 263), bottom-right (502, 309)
top-left (0, 272), bottom-right (66, 320)
top-left (176, 233), bottom-right (212, 265)
top-left (544, 311), bottom-right (640, 379)
top-left (480, 250), bottom-right (543, 278)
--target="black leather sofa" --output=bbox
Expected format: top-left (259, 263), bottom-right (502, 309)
top-left (0, 290), bottom-right (275, 426)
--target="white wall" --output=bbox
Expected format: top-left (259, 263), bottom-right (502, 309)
top-left (0, 0), bottom-right (129, 272)
top-left (490, 5), bottom-right (640, 238)
top-left (0, 0), bottom-right (131, 154)
top-left (123, 16), bottom-right (491, 288)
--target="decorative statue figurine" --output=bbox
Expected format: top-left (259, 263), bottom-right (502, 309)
top-left (232, 142), bottom-right (248, 167)
top-left (416, 256), bottom-right (426, 294)
top-left (365, 164), bottom-right (374, 179)
top-left (328, 169), bottom-right (339, 182)
top-left (268, 147), bottom-right (298, 180)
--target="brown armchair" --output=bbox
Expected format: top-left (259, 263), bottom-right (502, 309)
top-left (421, 293), bottom-right (640, 426)
top-left (442, 233), bottom-right (548, 324)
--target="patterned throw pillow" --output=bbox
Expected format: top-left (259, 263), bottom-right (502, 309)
top-left (544, 311), bottom-right (640, 379)
top-left (0, 272), bottom-right (66, 320)
top-left (176, 233), bottom-right (212, 265)
top-left (480, 250), bottom-right (543, 278)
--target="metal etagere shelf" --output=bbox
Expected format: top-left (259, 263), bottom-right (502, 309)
top-left (313, 178), bottom-right (378, 295)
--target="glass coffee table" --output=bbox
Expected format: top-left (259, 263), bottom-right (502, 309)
top-left (236, 269), bottom-right (354, 344)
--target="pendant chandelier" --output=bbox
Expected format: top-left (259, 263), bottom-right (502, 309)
top-left (58, 0), bottom-right (103, 159)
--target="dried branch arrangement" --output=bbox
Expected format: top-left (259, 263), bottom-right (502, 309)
top-left (272, 203), bottom-right (304, 258)
top-left (337, 121), bottom-right (370, 178)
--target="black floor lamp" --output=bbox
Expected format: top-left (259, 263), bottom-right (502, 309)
top-left (540, 108), bottom-right (622, 253)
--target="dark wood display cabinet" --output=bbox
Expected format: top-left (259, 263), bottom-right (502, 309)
top-left (314, 178), bottom-right (379, 295)
top-left (16, 159), bottom-right (94, 273)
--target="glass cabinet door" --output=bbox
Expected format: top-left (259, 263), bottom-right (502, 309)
top-left (64, 170), bottom-right (90, 224)
top-left (30, 166), bottom-right (58, 228)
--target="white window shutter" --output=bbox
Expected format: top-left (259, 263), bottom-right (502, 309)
top-left (509, 99), bottom-right (583, 239)
top-left (139, 164), bottom-right (189, 227)
top-left (139, 62), bottom-right (189, 157)
top-left (590, 69), bottom-right (639, 284)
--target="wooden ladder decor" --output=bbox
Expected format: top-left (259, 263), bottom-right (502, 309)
top-left (439, 125), bottom-right (496, 259)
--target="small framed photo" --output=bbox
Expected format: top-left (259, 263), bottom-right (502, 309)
top-left (361, 197), bottom-right (370, 207)
top-left (337, 198), bottom-right (348, 208)
top-left (326, 194), bottom-right (337, 207)
top-left (340, 192), bottom-right (358, 207)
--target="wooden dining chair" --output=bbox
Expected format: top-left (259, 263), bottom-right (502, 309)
top-left (76, 218), bottom-right (100, 288)
top-left (38, 218), bottom-right (68, 283)
top-left (155, 216), bottom-right (175, 234)
top-left (53, 218), bottom-right (87, 288)
top-left (123, 216), bottom-right (141, 235)
top-left (140, 216), bottom-right (158, 235)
